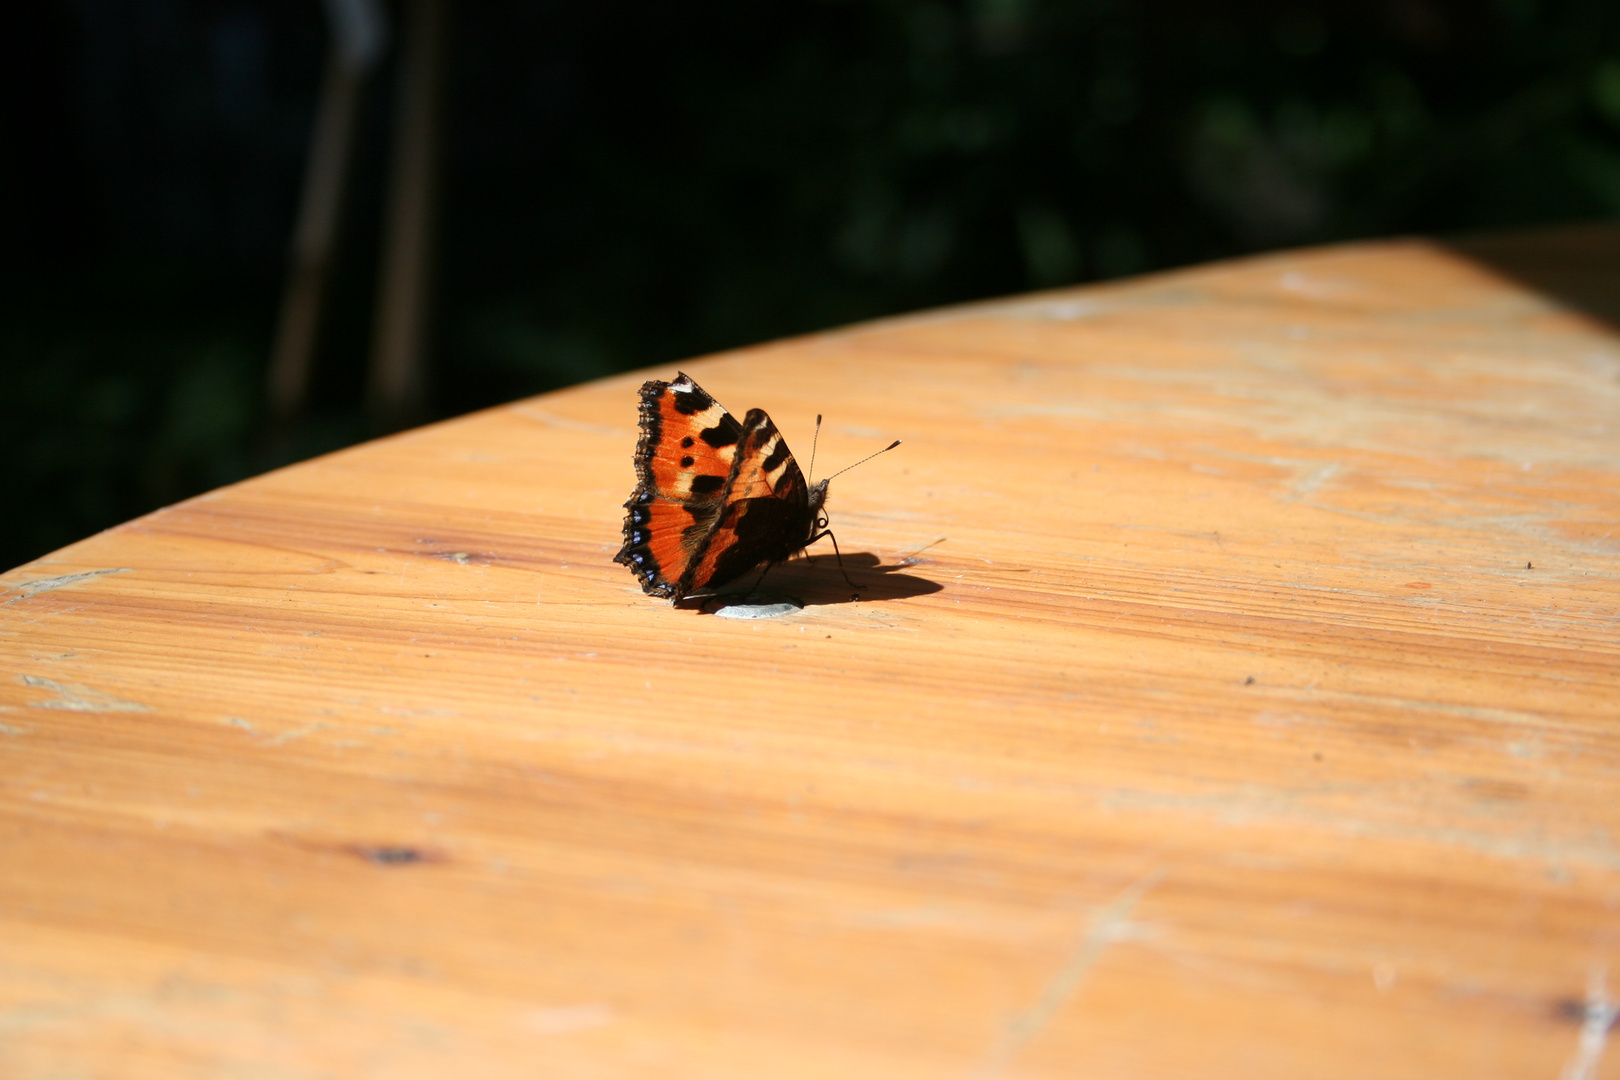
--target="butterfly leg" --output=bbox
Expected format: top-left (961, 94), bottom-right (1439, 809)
top-left (808, 529), bottom-right (859, 594)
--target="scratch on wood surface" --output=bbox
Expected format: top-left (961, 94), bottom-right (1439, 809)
top-left (511, 404), bottom-right (627, 438)
top-left (523, 1003), bottom-right (616, 1035)
top-left (1283, 461), bottom-right (1341, 502)
top-left (18, 674), bottom-right (150, 712)
top-left (971, 869), bottom-right (1163, 1080)
top-left (1098, 783), bottom-right (1620, 870)
top-left (2, 568), bottom-right (130, 603)
top-left (260, 722), bottom-right (329, 747)
top-left (1560, 964), bottom-right (1618, 1080)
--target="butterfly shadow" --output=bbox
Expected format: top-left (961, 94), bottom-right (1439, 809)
top-left (676, 551), bottom-right (944, 613)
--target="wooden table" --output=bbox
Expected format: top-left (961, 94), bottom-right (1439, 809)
top-left (4, 226), bottom-right (1619, 1079)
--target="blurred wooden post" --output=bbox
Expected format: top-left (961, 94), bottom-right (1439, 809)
top-left (367, 0), bottom-right (448, 432)
top-left (265, 0), bottom-right (387, 425)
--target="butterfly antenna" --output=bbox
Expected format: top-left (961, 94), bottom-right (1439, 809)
top-left (895, 536), bottom-right (946, 566)
top-left (807, 414), bottom-right (823, 484)
top-left (825, 439), bottom-right (902, 482)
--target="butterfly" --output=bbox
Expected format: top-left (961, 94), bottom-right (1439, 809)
top-left (613, 372), bottom-right (895, 601)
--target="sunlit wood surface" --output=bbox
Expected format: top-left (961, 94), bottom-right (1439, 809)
top-left (5, 226), bottom-right (1620, 1080)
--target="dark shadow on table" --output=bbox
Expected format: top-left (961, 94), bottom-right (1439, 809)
top-left (1443, 222), bottom-right (1620, 331)
top-left (676, 551), bottom-right (944, 612)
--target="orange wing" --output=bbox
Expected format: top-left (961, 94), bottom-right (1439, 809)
top-left (679, 409), bottom-right (813, 594)
top-left (615, 375), bottom-right (814, 600)
top-left (727, 407), bottom-right (809, 504)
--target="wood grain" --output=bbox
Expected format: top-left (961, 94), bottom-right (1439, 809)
top-left (4, 227), bottom-right (1620, 1079)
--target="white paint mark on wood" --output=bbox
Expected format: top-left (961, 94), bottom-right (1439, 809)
top-left (19, 675), bottom-right (150, 712)
top-left (1560, 964), bottom-right (1618, 1080)
top-left (2, 568), bottom-right (130, 603)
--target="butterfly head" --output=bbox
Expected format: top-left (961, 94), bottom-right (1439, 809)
top-left (807, 478), bottom-right (830, 538)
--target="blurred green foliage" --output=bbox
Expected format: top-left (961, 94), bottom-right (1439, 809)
top-left (4, 0), bottom-right (1619, 571)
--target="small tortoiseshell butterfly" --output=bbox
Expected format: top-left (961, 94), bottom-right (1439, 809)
top-left (614, 372), bottom-right (896, 601)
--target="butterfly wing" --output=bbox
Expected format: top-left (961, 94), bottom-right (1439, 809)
top-left (727, 407), bottom-right (810, 504)
top-left (614, 373), bottom-right (744, 598)
top-left (614, 374), bottom-right (812, 600)
top-left (677, 407), bottom-right (813, 595)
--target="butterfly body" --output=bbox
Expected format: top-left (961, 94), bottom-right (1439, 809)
top-left (615, 373), bottom-right (830, 600)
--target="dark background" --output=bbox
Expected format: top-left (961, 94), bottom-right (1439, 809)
top-left (5, 0), bottom-right (1620, 572)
